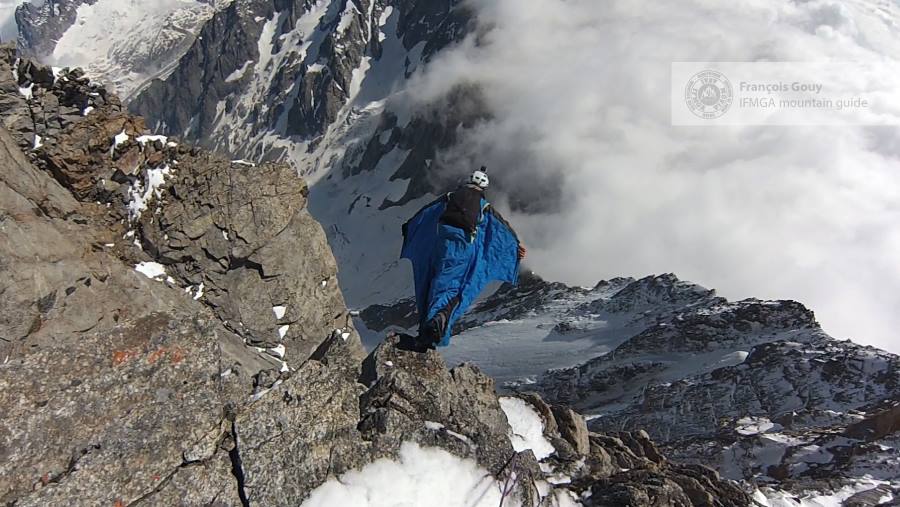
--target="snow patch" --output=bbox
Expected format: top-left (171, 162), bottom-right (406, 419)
top-left (126, 164), bottom-right (173, 220)
top-left (224, 60), bottom-right (253, 83)
top-left (736, 416), bottom-right (781, 436)
top-left (278, 325), bottom-right (290, 339)
top-left (136, 134), bottom-right (168, 146)
top-left (268, 344), bottom-right (286, 359)
top-left (250, 379), bottom-right (282, 402)
top-left (336, 1), bottom-right (358, 34)
top-left (18, 83), bottom-right (33, 100)
top-left (272, 305), bottom-right (287, 319)
top-left (192, 282), bottom-right (205, 300)
top-left (111, 130), bottom-right (129, 153)
top-left (134, 261), bottom-right (166, 280)
top-left (499, 397), bottom-right (555, 460)
top-left (553, 489), bottom-right (581, 507)
top-left (300, 442), bottom-right (514, 507)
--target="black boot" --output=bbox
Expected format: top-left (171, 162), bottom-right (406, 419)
top-left (395, 332), bottom-right (430, 353)
top-left (417, 316), bottom-right (444, 350)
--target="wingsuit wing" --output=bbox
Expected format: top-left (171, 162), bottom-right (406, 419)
top-left (400, 195), bottom-right (448, 323)
top-left (439, 205), bottom-right (520, 345)
top-left (401, 198), bottom-right (521, 346)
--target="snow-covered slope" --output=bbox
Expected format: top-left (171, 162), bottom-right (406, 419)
top-left (15, 0), bottom-right (228, 99)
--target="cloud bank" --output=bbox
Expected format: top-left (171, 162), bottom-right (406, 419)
top-left (407, 0), bottom-right (900, 352)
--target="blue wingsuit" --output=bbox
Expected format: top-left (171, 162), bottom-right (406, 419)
top-left (401, 188), bottom-right (521, 346)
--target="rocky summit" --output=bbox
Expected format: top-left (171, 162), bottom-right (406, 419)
top-left (0, 51), bottom-right (748, 506)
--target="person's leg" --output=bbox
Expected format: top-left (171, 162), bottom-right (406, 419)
top-left (419, 225), bottom-right (474, 347)
top-left (420, 295), bottom-right (461, 346)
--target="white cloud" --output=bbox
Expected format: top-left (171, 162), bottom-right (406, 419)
top-left (404, 0), bottom-right (900, 352)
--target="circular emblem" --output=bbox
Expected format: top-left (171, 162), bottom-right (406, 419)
top-left (685, 69), bottom-right (733, 119)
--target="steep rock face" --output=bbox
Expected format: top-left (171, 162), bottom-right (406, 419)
top-left (1, 46), bottom-right (361, 367)
top-left (0, 51), bottom-right (361, 504)
top-left (135, 151), bottom-right (351, 356)
top-left (0, 106), bottom-right (249, 505)
top-left (15, 0), bottom-right (222, 100)
top-left (14, 0), bottom-right (96, 57)
top-left (129, 0), bottom-right (473, 158)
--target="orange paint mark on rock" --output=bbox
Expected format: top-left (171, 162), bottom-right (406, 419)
top-left (147, 348), bottom-right (167, 365)
top-left (40, 473), bottom-right (49, 485)
top-left (170, 347), bottom-right (185, 364)
top-left (146, 346), bottom-right (186, 365)
top-left (153, 474), bottom-right (161, 481)
top-left (111, 349), bottom-right (137, 366)
top-left (113, 500), bottom-right (124, 507)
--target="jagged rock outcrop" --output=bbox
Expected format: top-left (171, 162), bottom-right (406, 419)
top-left (0, 51), bottom-right (361, 504)
top-left (134, 149), bottom-right (353, 357)
top-left (355, 336), bottom-right (749, 507)
top-left (0, 45), bottom-right (122, 163)
top-left (1, 46), bottom-right (362, 367)
top-left (0, 106), bottom-right (247, 505)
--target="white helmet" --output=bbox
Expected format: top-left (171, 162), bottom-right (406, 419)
top-left (470, 167), bottom-right (489, 189)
